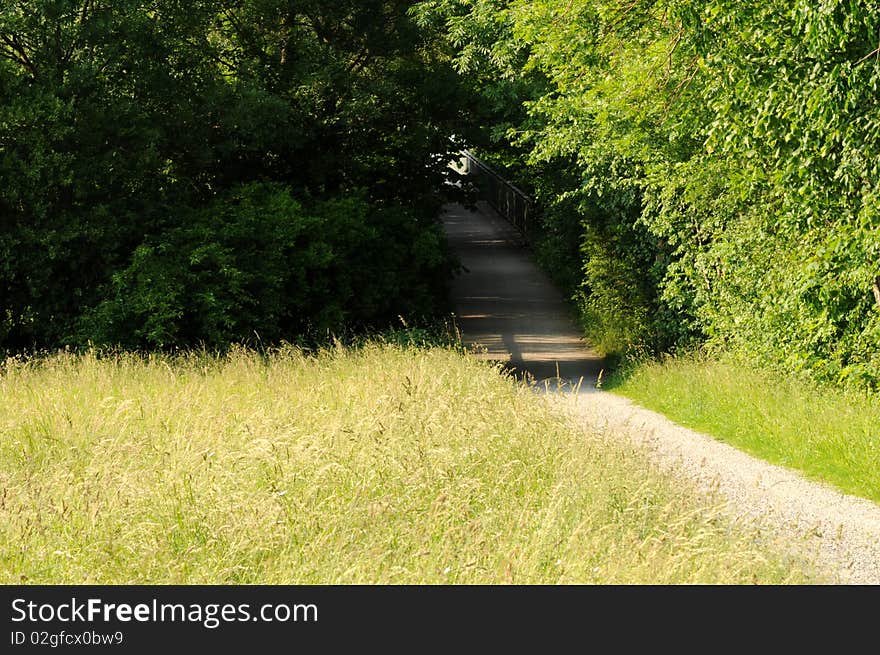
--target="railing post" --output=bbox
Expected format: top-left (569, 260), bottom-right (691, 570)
top-left (459, 150), bottom-right (533, 243)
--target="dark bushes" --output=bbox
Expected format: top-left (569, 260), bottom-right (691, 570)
top-left (80, 184), bottom-right (449, 349)
top-left (0, 1), bottom-right (467, 352)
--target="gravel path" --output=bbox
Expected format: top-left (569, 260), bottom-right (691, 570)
top-left (548, 389), bottom-right (880, 584)
top-left (443, 201), bottom-right (880, 584)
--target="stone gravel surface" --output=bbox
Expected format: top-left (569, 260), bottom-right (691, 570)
top-left (550, 389), bottom-right (880, 584)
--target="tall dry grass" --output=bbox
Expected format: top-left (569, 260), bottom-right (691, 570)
top-left (0, 343), bottom-right (814, 583)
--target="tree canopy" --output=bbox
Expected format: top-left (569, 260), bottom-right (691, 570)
top-left (1, 0), bottom-right (472, 349)
top-left (416, 0), bottom-right (880, 387)
top-left (5, 1), bottom-right (880, 387)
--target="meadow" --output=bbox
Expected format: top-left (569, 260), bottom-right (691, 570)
top-left (0, 342), bottom-right (814, 583)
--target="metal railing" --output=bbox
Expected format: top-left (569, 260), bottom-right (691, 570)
top-left (458, 150), bottom-right (534, 240)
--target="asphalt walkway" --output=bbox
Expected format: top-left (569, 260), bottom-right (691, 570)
top-left (441, 202), bottom-right (603, 387)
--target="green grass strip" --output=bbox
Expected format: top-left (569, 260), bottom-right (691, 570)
top-left (608, 355), bottom-right (880, 504)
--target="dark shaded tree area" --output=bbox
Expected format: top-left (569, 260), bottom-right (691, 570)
top-left (1, 0), bottom-right (474, 350)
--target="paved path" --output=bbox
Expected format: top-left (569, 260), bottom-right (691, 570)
top-left (442, 201), bottom-right (880, 583)
top-left (441, 202), bottom-right (603, 386)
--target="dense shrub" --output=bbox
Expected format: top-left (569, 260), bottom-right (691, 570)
top-left (0, 1), bottom-right (467, 352)
top-left (78, 184), bottom-right (449, 349)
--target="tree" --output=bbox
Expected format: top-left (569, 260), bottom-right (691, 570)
top-left (1, 1), bottom-right (471, 350)
top-left (419, 0), bottom-right (880, 386)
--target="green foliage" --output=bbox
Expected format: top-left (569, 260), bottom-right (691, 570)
top-left (421, 0), bottom-right (880, 387)
top-left (1, 0), bottom-right (469, 351)
top-left (684, 0), bottom-right (880, 386)
top-left (79, 184), bottom-right (449, 349)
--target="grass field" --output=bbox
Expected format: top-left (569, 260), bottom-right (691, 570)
top-left (0, 343), bottom-right (815, 583)
top-left (608, 354), bottom-right (880, 504)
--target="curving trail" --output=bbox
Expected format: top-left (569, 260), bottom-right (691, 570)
top-left (442, 201), bottom-right (880, 584)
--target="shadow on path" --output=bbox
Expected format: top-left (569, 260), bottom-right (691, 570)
top-left (441, 202), bottom-right (604, 390)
